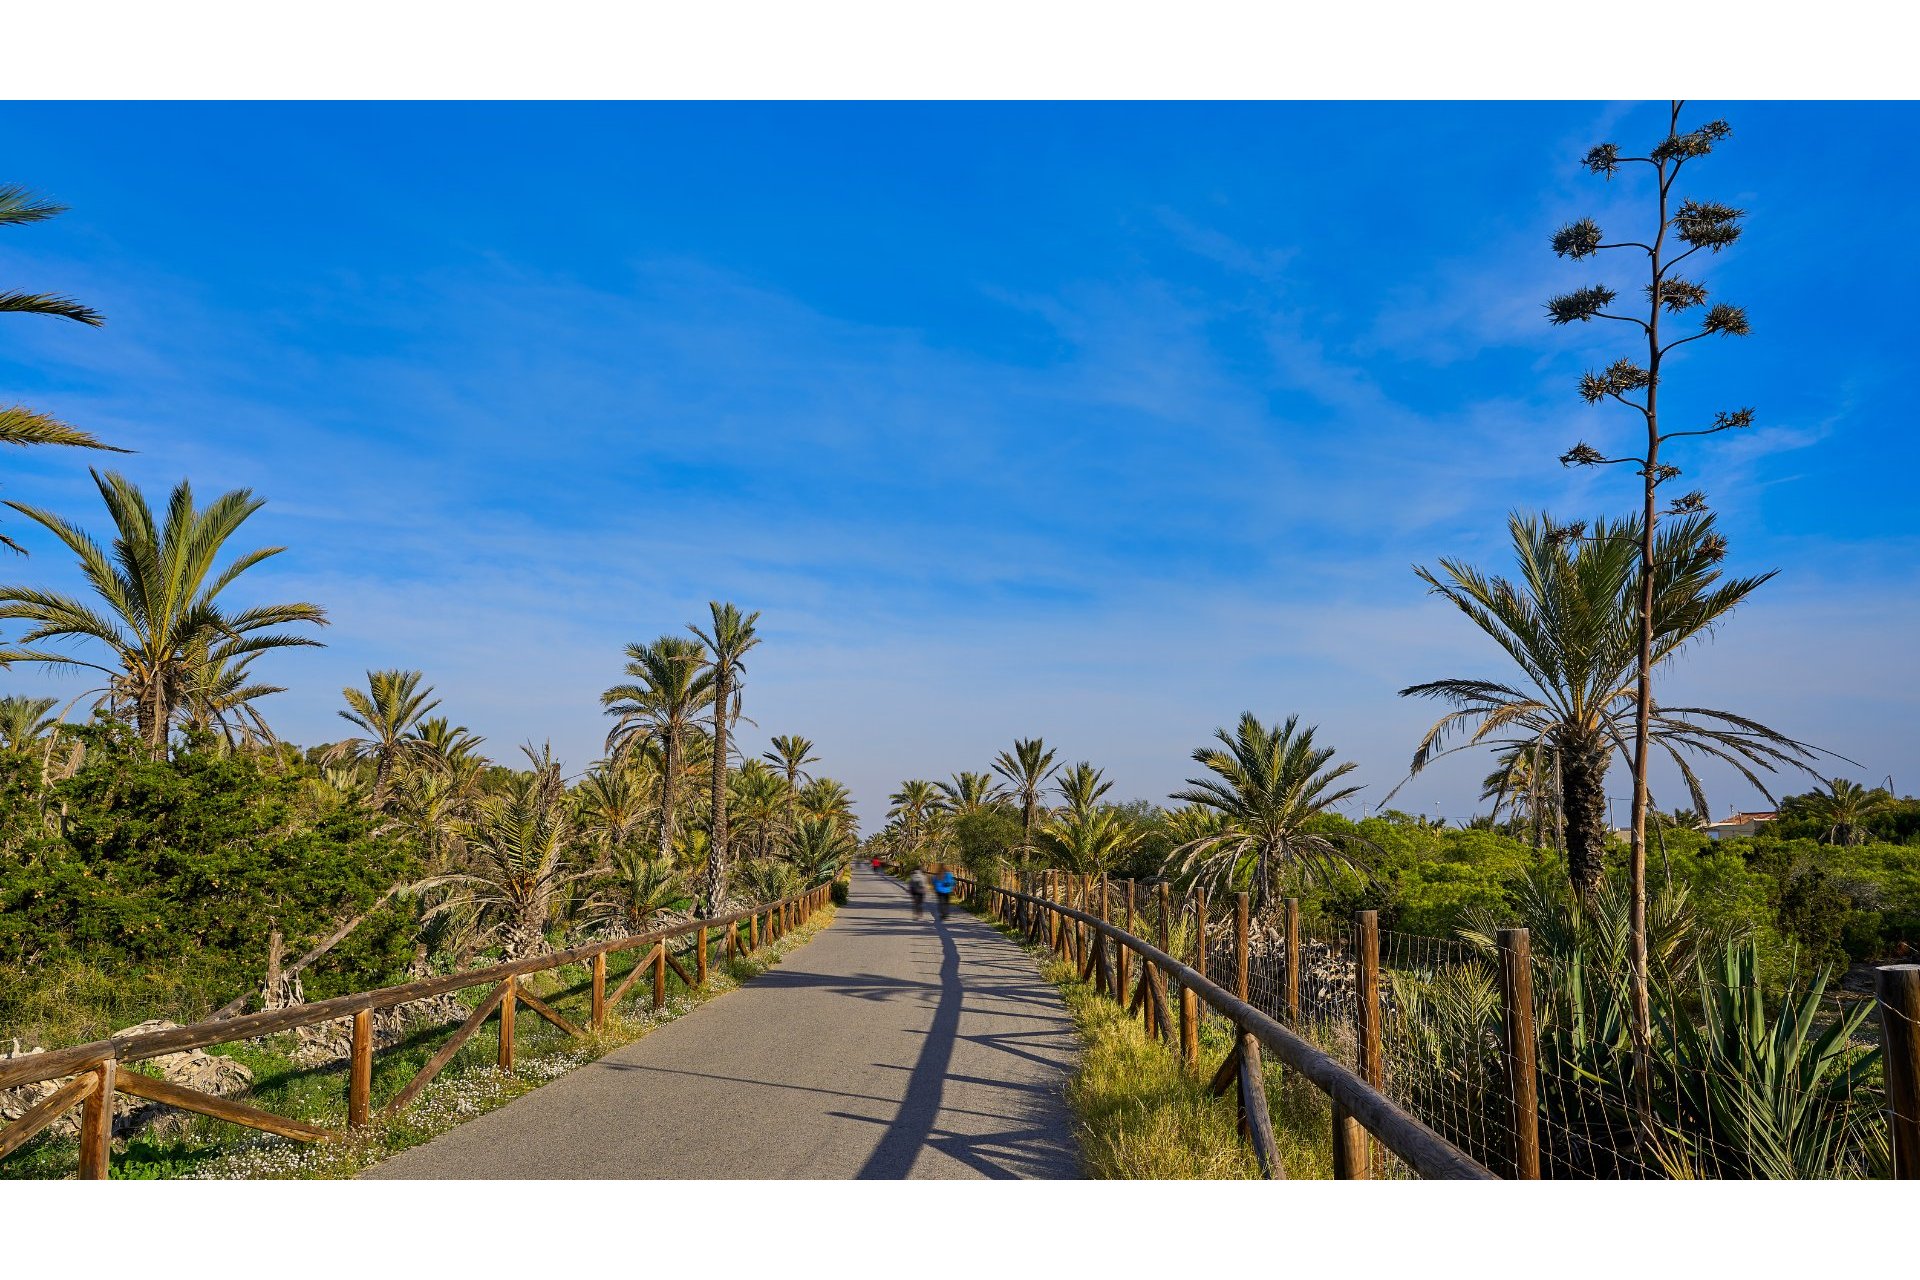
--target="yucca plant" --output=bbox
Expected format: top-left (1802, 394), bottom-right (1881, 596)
top-left (1459, 865), bottom-right (1722, 1176)
top-left (1654, 940), bottom-right (1880, 1179)
top-left (1383, 961), bottom-right (1507, 1170)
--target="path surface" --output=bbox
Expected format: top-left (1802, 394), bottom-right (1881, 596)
top-left (363, 864), bottom-right (1082, 1179)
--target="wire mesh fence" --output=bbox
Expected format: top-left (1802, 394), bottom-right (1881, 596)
top-left (1008, 872), bottom-right (1905, 1180)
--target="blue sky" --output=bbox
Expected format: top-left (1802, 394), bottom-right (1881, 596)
top-left (1, 101), bottom-right (1914, 828)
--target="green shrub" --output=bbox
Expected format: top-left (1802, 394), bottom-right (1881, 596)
top-left (0, 724), bottom-right (421, 1043)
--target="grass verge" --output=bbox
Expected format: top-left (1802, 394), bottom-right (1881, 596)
top-left (2, 906), bottom-right (835, 1180)
top-left (980, 906), bottom-right (1335, 1179)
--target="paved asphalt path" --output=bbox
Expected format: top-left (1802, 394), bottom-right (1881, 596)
top-left (362, 864), bottom-right (1082, 1179)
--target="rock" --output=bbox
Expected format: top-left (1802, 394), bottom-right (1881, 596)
top-left (0, 1022), bottom-right (254, 1144)
top-left (286, 993), bottom-right (467, 1068)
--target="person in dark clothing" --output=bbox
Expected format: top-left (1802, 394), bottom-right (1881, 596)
top-left (932, 869), bottom-right (956, 919)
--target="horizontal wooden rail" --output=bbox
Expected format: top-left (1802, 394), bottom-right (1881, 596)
top-left (0, 890), bottom-right (821, 1091)
top-left (959, 876), bottom-right (1494, 1181)
top-left (1, 882), bottom-right (835, 1176)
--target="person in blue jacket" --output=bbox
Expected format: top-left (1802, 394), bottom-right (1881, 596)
top-left (932, 868), bottom-right (956, 920)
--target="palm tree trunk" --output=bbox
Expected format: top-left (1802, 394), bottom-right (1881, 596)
top-left (702, 677), bottom-right (730, 909)
top-left (659, 729), bottom-right (680, 862)
top-left (146, 673), bottom-right (169, 751)
top-left (1557, 731), bottom-right (1610, 898)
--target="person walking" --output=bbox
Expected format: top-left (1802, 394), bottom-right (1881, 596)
top-left (907, 867), bottom-right (928, 919)
top-left (932, 868), bottom-right (956, 920)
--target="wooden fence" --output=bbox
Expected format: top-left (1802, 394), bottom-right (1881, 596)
top-left (956, 873), bottom-right (1494, 1180)
top-left (0, 883), bottom-right (832, 1178)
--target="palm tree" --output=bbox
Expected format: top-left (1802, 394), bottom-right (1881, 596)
top-left (1054, 761), bottom-right (1113, 818)
top-left (1781, 778), bottom-right (1893, 847)
top-left (393, 768), bottom-right (473, 872)
top-left (2, 185), bottom-right (117, 532)
top-left (1480, 745), bottom-right (1563, 850)
top-left (179, 649), bottom-right (283, 751)
top-left (0, 471), bottom-right (327, 748)
top-left (797, 776), bottom-right (855, 828)
top-left (603, 635), bottom-right (714, 866)
top-left (1170, 713), bottom-right (1373, 912)
top-left (577, 764), bottom-right (655, 856)
top-left (1400, 511), bottom-right (1816, 898)
top-left (411, 715), bottom-right (487, 770)
top-left (763, 734), bottom-right (818, 832)
top-left (689, 602), bottom-right (762, 910)
top-left (0, 694), bottom-right (60, 751)
top-left (729, 759), bottom-right (790, 862)
top-left (937, 770), bottom-right (1004, 816)
top-left (786, 815), bottom-right (855, 887)
top-left (424, 774), bottom-right (590, 959)
top-left (327, 669), bottom-right (440, 809)
top-left (1036, 806), bottom-right (1141, 876)
top-left (888, 779), bottom-right (942, 856)
top-left (600, 843), bottom-right (687, 932)
top-left (992, 736), bottom-right (1059, 854)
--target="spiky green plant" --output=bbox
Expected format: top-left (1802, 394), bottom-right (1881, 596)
top-left (1654, 940), bottom-right (1880, 1179)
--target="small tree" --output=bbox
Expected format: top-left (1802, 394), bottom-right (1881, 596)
top-left (1544, 100), bottom-right (1762, 1111)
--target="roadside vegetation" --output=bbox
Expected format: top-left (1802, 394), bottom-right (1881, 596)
top-left (0, 204), bottom-right (858, 1168)
top-left (0, 905), bottom-right (834, 1179)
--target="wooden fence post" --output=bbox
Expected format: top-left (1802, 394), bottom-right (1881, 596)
top-left (1284, 897), bottom-right (1301, 1023)
top-left (1233, 893), bottom-right (1250, 1003)
top-left (591, 953), bottom-right (607, 1029)
top-left (727, 920), bottom-right (738, 963)
top-left (1879, 963), bottom-right (1920, 1179)
top-left (1156, 882), bottom-right (1171, 953)
top-left (1498, 927), bottom-right (1541, 1179)
top-left (349, 1008), bottom-right (373, 1128)
top-left (652, 944), bottom-right (667, 1011)
top-left (498, 976), bottom-right (517, 1072)
top-left (77, 1059), bottom-right (114, 1179)
top-left (1118, 881), bottom-right (1134, 1000)
top-left (1356, 910), bottom-right (1383, 1178)
top-left (697, 926), bottom-right (710, 987)
top-left (750, 912), bottom-right (759, 951)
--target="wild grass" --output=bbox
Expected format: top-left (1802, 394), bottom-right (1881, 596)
top-left (995, 909), bottom-right (1335, 1179)
top-left (1, 907), bottom-right (835, 1179)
